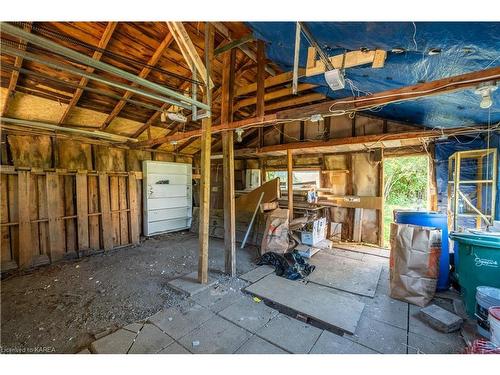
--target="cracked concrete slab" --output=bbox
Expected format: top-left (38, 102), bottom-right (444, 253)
top-left (148, 302), bottom-right (215, 340)
top-left (310, 330), bottom-right (377, 354)
top-left (256, 313), bottom-right (322, 354)
top-left (128, 323), bottom-right (174, 354)
top-left (167, 271), bottom-right (218, 296)
top-left (239, 265), bottom-right (275, 283)
top-left (235, 335), bottom-right (288, 354)
top-left (123, 322), bottom-right (144, 334)
top-left (218, 297), bottom-right (279, 333)
top-left (407, 332), bottom-right (464, 354)
top-left (192, 279), bottom-right (248, 313)
top-left (178, 315), bottom-right (252, 354)
top-left (363, 293), bottom-right (409, 330)
top-left (345, 316), bottom-right (407, 354)
top-left (90, 329), bottom-right (136, 354)
top-left (158, 342), bottom-right (191, 354)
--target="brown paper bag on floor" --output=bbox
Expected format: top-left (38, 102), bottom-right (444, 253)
top-left (389, 223), bottom-right (441, 307)
top-left (260, 208), bottom-right (290, 255)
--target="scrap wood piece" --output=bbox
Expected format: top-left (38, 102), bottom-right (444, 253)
top-left (245, 274), bottom-right (365, 334)
top-left (235, 178), bottom-right (280, 213)
top-left (305, 47), bottom-right (387, 77)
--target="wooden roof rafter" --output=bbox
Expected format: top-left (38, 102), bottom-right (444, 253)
top-left (58, 21), bottom-right (117, 125)
top-left (1, 22), bottom-right (32, 117)
top-left (99, 29), bottom-right (175, 130)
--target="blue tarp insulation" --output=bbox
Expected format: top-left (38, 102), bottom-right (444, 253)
top-left (246, 22), bottom-right (500, 128)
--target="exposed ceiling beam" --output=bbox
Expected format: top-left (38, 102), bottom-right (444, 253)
top-left (1, 22), bottom-right (32, 117)
top-left (166, 22), bottom-right (214, 89)
top-left (235, 69), bottom-right (305, 97)
top-left (99, 31), bottom-right (175, 130)
top-left (253, 127), bottom-right (489, 155)
top-left (58, 21), bottom-right (117, 124)
top-left (234, 83), bottom-right (318, 110)
top-left (1, 22), bottom-right (207, 111)
top-left (134, 66), bottom-right (500, 148)
top-left (212, 22), bottom-right (277, 76)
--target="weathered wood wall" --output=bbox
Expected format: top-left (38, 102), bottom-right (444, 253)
top-left (0, 133), bottom-right (192, 271)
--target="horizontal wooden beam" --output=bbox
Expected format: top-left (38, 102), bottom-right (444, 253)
top-left (253, 127), bottom-right (483, 155)
top-left (134, 66), bottom-right (500, 147)
top-left (235, 69), bottom-right (305, 97)
top-left (234, 83), bottom-right (318, 110)
top-left (278, 66), bottom-right (500, 120)
top-left (306, 47), bottom-right (387, 77)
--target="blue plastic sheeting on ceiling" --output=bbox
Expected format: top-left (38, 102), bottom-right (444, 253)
top-left (435, 133), bottom-right (500, 221)
top-left (246, 22), bottom-right (500, 128)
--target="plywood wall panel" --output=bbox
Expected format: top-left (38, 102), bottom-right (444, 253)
top-left (57, 140), bottom-right (93, 170)
top-left (7, 135), bottom-right (52, 169)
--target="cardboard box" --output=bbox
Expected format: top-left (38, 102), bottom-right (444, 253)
top-left (300, 217), bottom-right (327, 246)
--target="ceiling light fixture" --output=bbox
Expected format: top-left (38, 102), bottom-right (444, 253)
top-left (475, 83), bottom-right (498, 109)
top-left (235, 128), bottom-right (244, 143)
top-left (160, 111), bottom-right (187, 123)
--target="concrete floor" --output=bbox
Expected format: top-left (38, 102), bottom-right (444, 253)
top-left (82, 242), bottom-right (466, 354)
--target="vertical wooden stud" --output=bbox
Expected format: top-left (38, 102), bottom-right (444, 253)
top-left (46, 172), bottom-right (65, 261)
top-left (17, 171), bottom-right (32, 268)
top-left (76, 171), bottom-right (89, 250)
top-left (98, 173), bottom-right (113, 250)
top-left (118, 176), bottom-right (129, 245)
top-left (128, 172), bottom-right (140, 245)
top-left (377, 150), bottom-right (384, 247)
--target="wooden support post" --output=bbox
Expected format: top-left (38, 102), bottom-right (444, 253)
top-left (76, 171), bottom-right (89, 251)
top-left (222, 131), bottom-right (236, 275)
top-left (256, 40), bottom-right (266, 148)
top-left (17, 171), bottom-right (32, 268)
top-left (198, 23), bottom-right (215, 284)
top-left (377, 150), bottom-right (384, 247)
top-left (98, 173), bottom-right (113, 251)
top-left (46, 173), bottom-right (65, 261)
top-left (128, 172), bottom-right (140, 245)
top-left (287, 149), bottom-right (293, 218)
top-left (221, 48), bottom-right (236, 276)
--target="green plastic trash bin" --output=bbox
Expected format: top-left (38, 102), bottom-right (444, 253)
top-left (449, 232), bottom-right (500, 317)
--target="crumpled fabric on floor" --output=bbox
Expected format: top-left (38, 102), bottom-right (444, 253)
top-left (256, 250), bottom-right (315, 280)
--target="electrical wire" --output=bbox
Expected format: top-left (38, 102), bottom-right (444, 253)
top-left (328, 73), bottom-right (500, 114)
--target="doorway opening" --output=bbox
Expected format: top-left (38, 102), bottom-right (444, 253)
top-left (383, 155), bottom-right (430, 248)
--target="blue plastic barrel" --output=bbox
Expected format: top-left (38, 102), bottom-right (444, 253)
top-left (394, 210), bottom-right (449, 291)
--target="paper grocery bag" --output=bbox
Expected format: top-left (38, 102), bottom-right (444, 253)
top-left (389, 223), bottom-right (441, 307)
top-left (260, 208), bottom-right (290, 255)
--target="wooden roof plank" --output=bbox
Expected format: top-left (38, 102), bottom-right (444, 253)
top-left (99, 30), bottom-right (175, 130)
top-left (58, 22), bottom-right (117, 124)
top-left (2, 22), bottom-right (32, 117)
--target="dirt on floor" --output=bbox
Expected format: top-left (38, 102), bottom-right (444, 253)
top-left (0, 232), bottom-right (257, 354)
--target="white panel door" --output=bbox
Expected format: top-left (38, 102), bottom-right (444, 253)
top-left (143, 161), bottom-right (192, 236)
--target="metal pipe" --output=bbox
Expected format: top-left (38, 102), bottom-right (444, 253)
top-left (1, 22), bottom-right (208, 110)
top-left (292, 22), bottom-right (301, 95)
top-left (298, 22), bottom-right (334, 71)
top-left (1, 62), bottom-right (167, 113)
top-left (1, 43), bottom-right (196, 111)
top-left (1, 117), bottom-right (138, 143)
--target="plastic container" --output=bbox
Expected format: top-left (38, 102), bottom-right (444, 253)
top-left (489, 307), bottom-right (500, 346)
top-left (475, 286), bottom-right (500, 338)
top-left (394, 210), bottom-right (449, 291)
top-left (449, 232), bottom-right (500, 317)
